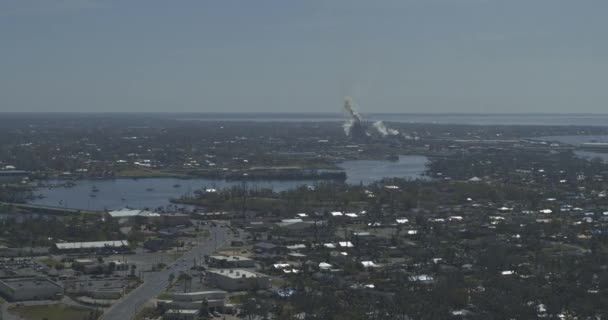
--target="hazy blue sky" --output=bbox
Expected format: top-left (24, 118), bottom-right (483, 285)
top-left (1, 0), bottom-right (607, 113)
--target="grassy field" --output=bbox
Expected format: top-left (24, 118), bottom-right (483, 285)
top-left (9, 303), bottom-right (100, 320)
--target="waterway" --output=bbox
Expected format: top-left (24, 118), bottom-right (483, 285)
top-left (30, 156), bottom-right (428, 211)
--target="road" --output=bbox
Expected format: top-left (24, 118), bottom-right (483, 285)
top-left (100, 224), bottom-right (233, 320)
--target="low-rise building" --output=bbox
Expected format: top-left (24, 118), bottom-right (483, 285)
top-left (208, 255), bottom-right (255, 268)
top-left (207, 269), bottom-right (271, 291)
top-left (158, 290), bottom-right (228, 311)
top-left (163, 309), bottom-right (200, 320)
top-left (64, 278), bottom-right (127, 300)
top-left (53, 240), bottom-right (130, 254)
top-left (0, 277), bottom-right (64, 301)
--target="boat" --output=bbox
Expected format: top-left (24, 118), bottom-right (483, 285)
top-left (91, 186), bottom-right (100, 192)
top-left (173, 184), bottom-right (181, 188)
top-left (89, 194), bottom-right (97, 198)
top-left (146, 188), bottom-right (154, 192)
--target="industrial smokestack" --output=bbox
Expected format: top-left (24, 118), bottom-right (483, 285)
top-left (342, 96), bottom-right (367, 139)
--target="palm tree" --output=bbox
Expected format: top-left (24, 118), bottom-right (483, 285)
top-left (177, 273), bottom-right (192, 292)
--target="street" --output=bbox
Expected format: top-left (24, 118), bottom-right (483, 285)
top-left (100, 225), bottom-right (232, 320)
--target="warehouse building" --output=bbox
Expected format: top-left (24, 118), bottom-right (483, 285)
top-left (0, 277), bottom-right (64, 301)
top-left (53, 240), bottom-right (130, 254)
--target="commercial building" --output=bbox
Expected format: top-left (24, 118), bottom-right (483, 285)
top-left (207, 255), bottom-right (255, 268)
top-left (158, 290), bottom-right (227, 311)
top-left (207, 269), bottom-right (270, 291)
top-left (64, 278), bottom-right (128, 300)
top-left (108, 209), bottom-right (160, 218)
top-left (53, 240), bottom-right (130, 254)
top-left (163, 309), bottom-right (200, 320)
top-left (0, 277), bottom-right (64, 301)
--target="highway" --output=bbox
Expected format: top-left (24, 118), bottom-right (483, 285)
top-left (100, 224), bottom-right (233, 320)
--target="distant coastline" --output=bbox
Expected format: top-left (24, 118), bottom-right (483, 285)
top-left (2, 112), bottom-right (608, 126)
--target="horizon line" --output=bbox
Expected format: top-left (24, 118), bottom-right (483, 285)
top-left (2, 111), bottom-right (608, 116)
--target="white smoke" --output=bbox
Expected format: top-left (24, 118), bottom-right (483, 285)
top-left (373, 121), bottom-right (399, 137)
top-left (342, 97), bottom-right (398, 138)
top-left (343, 96), bottom-right (362, 122)
top-left (343, 120), bottom-right (354, 136)
top-left (343, 96), bottom-right (364, 137)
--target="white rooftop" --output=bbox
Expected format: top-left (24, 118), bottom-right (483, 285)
top-left (166, 309), bottom-right (200, 315)
top-left (361, 261), bottom-right (379, 268)
top-left (108, 208), bottom-right (160, 218)
top-left (208, 269), bottom-right (262, 279)
top-left (55, 240), bottom-right (129, 250)
top-left (338, 241), bottom-right (354, 248)
top-left (209, 255), bottom-right (252, 262)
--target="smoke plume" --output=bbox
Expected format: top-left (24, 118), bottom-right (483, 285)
top-left (342, 96), bottom-right (365, 137)
top-left (373, 121), bottom-right (399, 137)
top-left (342, 96), bottom-right (396, 139)
top-left (343, 96), bottom-right (362, 122)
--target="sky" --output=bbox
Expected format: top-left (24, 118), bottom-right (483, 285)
top-left (1, 0), bottom-right (607, 113)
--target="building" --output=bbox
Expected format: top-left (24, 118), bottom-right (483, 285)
top-left (157, 290), bottom-right (227, 311)
top-left (207, 269), bottom-right (271, 291)
top-left (53, 240), bottom-right (130, 254)
top-left (0, 277), bottom-right (63, 301)
top-left (64, 278), bottom-right (127, 300)
top-left (163, 309), bottom-right (200, 320)
top-left (72, 258), bottom-right (107, 274)
top-left (207, 255), bottom-right (255, 268)
top-left (276, 220), bottom-right (327, 237)
top-left (253, 242), bottom-right (286, 255)
top-left (0, 170), bottom-right (29, 183)
top-left (108, 208), bottom-right (160, 218)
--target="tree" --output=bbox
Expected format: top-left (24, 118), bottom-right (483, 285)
top-left (177, 273), bottom-right (192, 292)
top-left (200, 298), bottom-right (209, 316)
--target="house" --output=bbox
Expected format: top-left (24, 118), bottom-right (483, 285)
top-left (253, 242), bottom-right (286, 255)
